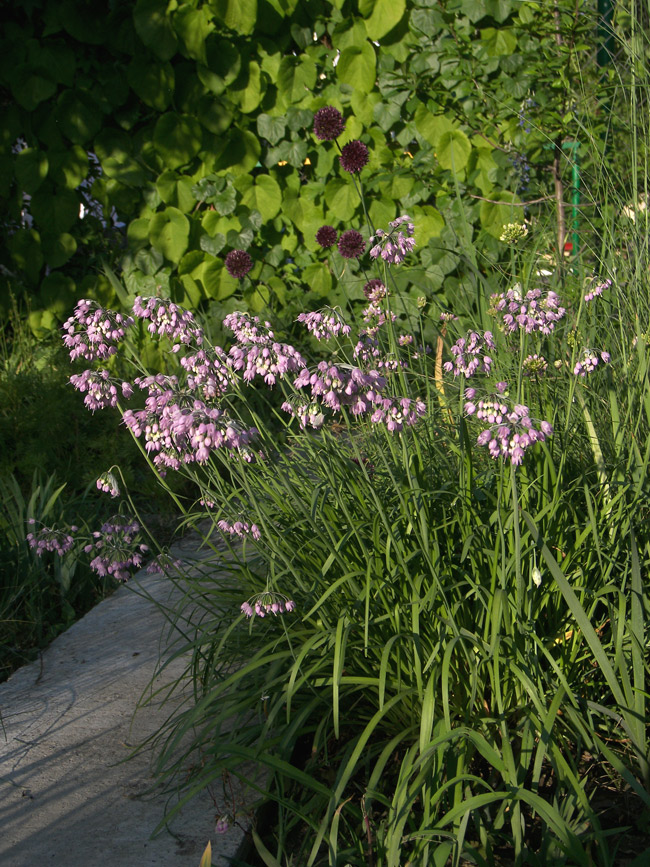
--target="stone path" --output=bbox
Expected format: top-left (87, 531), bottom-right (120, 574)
top-left (0, 550), bottom-right (245, 866)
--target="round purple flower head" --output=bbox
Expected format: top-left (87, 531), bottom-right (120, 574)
top-left (338, 230), bottom-right (365, 260)
top-left (316, 225), bottom-right (338, 248)
top-left (339, 140), bottom-right (369, 174)
top-left (225, 250), bottom-right (253, 279)
top-left (313, 106), bottom-right (345, 141)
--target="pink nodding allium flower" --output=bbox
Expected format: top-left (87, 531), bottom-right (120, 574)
top-left (181, 347), bottom-right (233, 400)
top-left (70, 369), bottom-right (133, 411)
top-left (63, 299), bottom-right (134, 362)
top-left (316, 225), bottom-right (338, 248)
top-left (523, 354), bottom-right (548, 376)
top-left (241, 592), bottom-right (296, 619)
top-left (133, 296), bottom-right (203, 348)
top-left (224, 311), bottom-right (306, 386)
top-left (444, 331), bottom-right (496, 378)
top-left (297, 308), bottom-right (351, 341)
top-left (584, 277), bottom-right (612, 302)
top-left (489, 285), bottom-right (566, 335)
top-left (224, 249), bottom-right (253, 279)
top-left (27, 520), bottom-right (76, 557)
top-left (337, 230), bottom-right (365, 259)
top-left (281, 398), bottom-right (325, 430)
top-left (84, 516), bottom-right (148, 583)
top-left (339, 140), bottom-right (369, 173)
top-left (313, 106), bottom-right (345, 141)
top-left (218, 519), bottom-right (261, 540)
top-left (97, 471), bottom-right (120, 498)
top-left (146, 553), bottom-right (183, 575)
top-left (369, 216), bottom-right (416, 266)
top-left (465, 392), bottom-right (553, 466)
top-left (574, 348), bottom-right (611, 376)
top-left (123, 377), bottom-right (258, 469)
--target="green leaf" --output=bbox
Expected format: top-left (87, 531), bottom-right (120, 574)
top-left (127, 57), bottom-right (174, 111)
top-left (156, 170), bottom-right (196, 211)
top-left (413, 205), bottom-right (445, 240)
top-left (286, 141), bottom-right (308, 168)
top-left (277, 55), bottom-right (317, 105)
top-left (369, 196), bottom-right (396, 229)
top-left (364, 0), bottom-right (406, 40)
top-left (200, 233), bottom-right (226, 256)
top-left (48, 147), bottom-right (88, 189)
top-left (479, 192), bottom-right (520, 237)
top-left (10, 66), bottom-right (57, 110)
top-left (241, 175), bottom-right (282, 220)
top-left (414, 106), bottom-right (456, 147)
top-left (8, 229), bottom-right (43, 284)
top-left (153, 113), bottom-right (203, 170)
top-left (102, 157), bottom-right (148, 187)
top-left (55, 90), bottom-right (103, 145)
top-left (148, 207), bottom-right (190, 262)
top-left (198, 38), bottom-right (241, 95)
top-left (94, 129), bottom-right (132, 164)
top-left (214, 129), bottom-right (261, 174)
top-left (198, 257), bottom-right (239, 300)
top-left (436, 129), bottom-right (472, 172)
top-left (336, 43), bottom-right (376, 94)
top-left (39, 272), bottom-right (76, 316)
top-left (214, 185), bottom-right (238, 216)
top-left (301, 262), bottom-right (332, 297)
top-left (30, 188), bottom-right (79, 233)
top-left (133, 0), bottom-right (178, 61)
top-left (212, 0), bottom-right (257, 35)
top-left (257, 114), bottom-right (286, 145)
top-left (41, 232), bottom-right (77, 268)
top-left (460, 0), bottom-right (487, 22)
top-left (480, 27), bottom-right (517, 56)
top-left (15, 149), bottom-right (49, 195)
top-left (232, 61), bottom-right (264, 114)
top-left (173, 4), bottom-right (215, 64)
top-left (196, 97), bottom-right (233, 135)
top-left (325, 179), bottom-right (359, 222)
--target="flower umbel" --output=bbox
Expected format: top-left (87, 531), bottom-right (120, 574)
top-left (315, 225), bottom-right (338, 248)
top-left (224, 250), bottom-right (253, 279)
top-left (339, 140), bottom-right (369, 174)
top-left (337, 230), bottom-right (365, 259)
top-left (241, 592), bottom-right (296, 619)
top-left (313, 106), bottom-right (345, 141)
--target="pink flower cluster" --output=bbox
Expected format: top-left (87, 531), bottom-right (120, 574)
top-left (444, 331), bottom-right (496, 377)
top-left (96, 471), bottom-right (120, 498)
top-left (280, 398), bottom-right (325, 430)
top-left (133, 296), bottom-right (203, 348)
top-left (464, 389), bottom-right (553, 466)
top-left (69, 369), bottom-right (134, 411)
top-left (573, 348), bottom-right (611, 376)
top-left (241, 593), bottom-right (296, 618)
top-left (123, 377), bottom-right (257, 469)
top-left (26, 519), bottom-right (78, 556)
top-left (297, 309), bottom-right (351, 341)
top-left (292, 362), bottom-right (424, 432)
top-left (146, 553), bottom-right (183, 575)
top-left (63, 299), bottom-right (134, 362)
top-left (180, 347), bottom-right (233, 400)
top-left (84, 516), bottom-right (148, 582)
top-left (489, 286), bottom-right (566, 335)
top-left (369, 216), bottom-right (416, 265)
top-left (224, 312), bottom-right (306, 386)
top-left (218, 519), bottom-right (261, 540)
top-left (584, 278), bottom-right (611, 302)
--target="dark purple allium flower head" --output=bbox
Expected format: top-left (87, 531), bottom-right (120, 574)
top-left (316, 225), bottom-right (338, 248)
top-left (313, 106), bottom-right (346, 141)
top-left (338, 230), bottom-right (366, 259)
top-left (339, 140), bottom-right (369, 174)
top-left (225, 250), bottom-right (253, 279)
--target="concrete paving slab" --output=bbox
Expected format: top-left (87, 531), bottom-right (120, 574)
top-left (0, 559), bottom-right (245, 867)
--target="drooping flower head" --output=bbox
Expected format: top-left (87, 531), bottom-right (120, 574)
top-left (224, 249), bottom-right (253, 279)
top-left (337, 229), bottom-right (365, 259)
top-left (313, 106), bottom-right (346, 141)
top-left (369, 216), bottom-right (416, 265)
top-left (316, 225), bottom-right (338, 248)
top-left (339, 140), bottom-right (369, 174)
